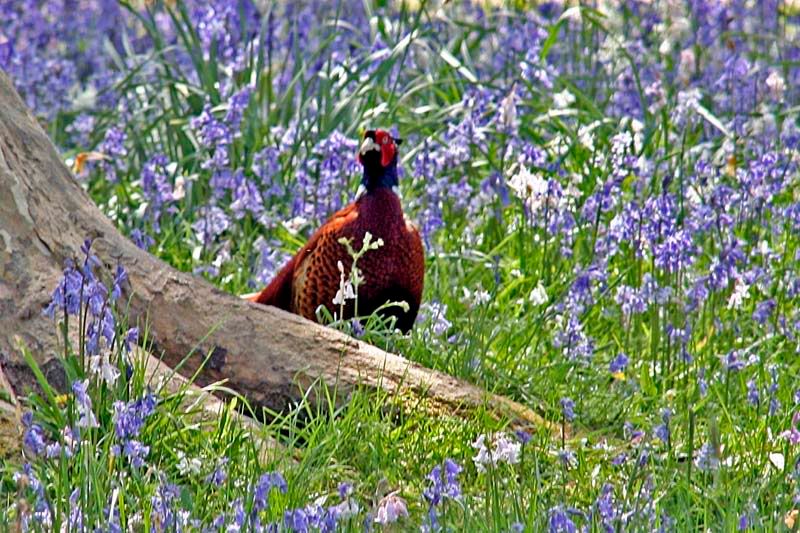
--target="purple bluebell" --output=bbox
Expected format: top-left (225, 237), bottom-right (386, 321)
top-left (548, 506), bottom-right (577, 533)
top-left (193, 205), bottom-right (231, 246)
top-left (205, 458), bottom-right (228, 486)
top-left (515, 430), bottom-right (532, 445)
top-left (192, 102), bottom-right (232, 150)
top-left (752, 299), bottom-right (776, 325)
top-left (609, 353), bottom-right (629, 374)
top-left (73, 379), bottom-right (98, 428)
top-left (22, 412), bottom-right (47, 456)
top-left (117, 439), bottom-right (150, 468)
top-left (150, 480), bottom-right (180, 531)
top-left (560, 397), bottom-right (575, 422)
top-left (747, 379), bottom-right (760, 406)
top-left (140, 154), bottom-right (174, 231)
top-left (695, 442), bottom-right (720, 471)
top-left (68, 488), bottom-right (83, 532)
top-left (722, 350), bottom-right (747, 372)
top-left (130, 228), bottom-right (155, 251)
top-left (253, 471), bottom-right (288, 513)
top-left (594, 483), bottom-right (616, 533)
top-left (99, 126), bottom-right (127, 182)
top-left (112, 393), bottom-right (157, 440)
top-left (654, 409), bottom-right (671, 444)
top-left (424, 458), bottom-right (462, 507)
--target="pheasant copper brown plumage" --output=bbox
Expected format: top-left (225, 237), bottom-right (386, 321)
top-left (251, 129), bottom-right (424, 332)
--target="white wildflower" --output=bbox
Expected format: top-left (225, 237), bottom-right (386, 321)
top-left (529, 282), bottom-right (548, 306)
top-left (766, 70), bottom-right (786, 100)
top-left (333, 261), bottom-right (356, 306)
top-left (463, 287), bottom-right (491, 307)
top-left (172, 175), bottom-right (187, 201)
top-left (89, 339), bottom-right (120, 386)
top-left (727, 278), bottom-right (750, 310)
top-left (472, 432), bottom-right (521, 472)
top-left (498, 87), bottom-right (519, 134)
top-left (507, 166), bottom-right (550, 213)
top-left (552, 89), bottom-right (575, 109)
top-left (283, 216), bottom-right (308, 234)
top-left (677, 47), bottom-right (696, 84)
top-left (176, 451), bottom-right (203, 475)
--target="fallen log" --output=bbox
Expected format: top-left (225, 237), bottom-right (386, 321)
top-left (0, 70), bottom-right (546, 433)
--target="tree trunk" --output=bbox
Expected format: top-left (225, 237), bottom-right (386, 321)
top-left (0, 71), bottom-right (546, 431)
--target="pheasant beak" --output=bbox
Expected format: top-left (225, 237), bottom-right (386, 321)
top-left (359, 136), bottom-right (380, 155)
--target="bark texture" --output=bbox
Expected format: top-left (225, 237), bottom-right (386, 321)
top-left (0, 71), bottom-right (545, 431)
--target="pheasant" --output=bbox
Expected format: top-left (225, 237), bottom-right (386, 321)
top-left (250, 129), bottom-right (424, 332)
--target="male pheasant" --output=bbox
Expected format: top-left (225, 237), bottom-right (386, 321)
top-left (250, 129), bottom-right (424, 332)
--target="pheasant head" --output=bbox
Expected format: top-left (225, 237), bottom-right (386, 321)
top-left (358, 129), bottom-right (403, 192)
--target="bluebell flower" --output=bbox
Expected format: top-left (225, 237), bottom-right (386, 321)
top-left (205, 458), bottom-right (228, 486)
top-left (548, 506), bottom-right (577, 533)
top-left (768, 366), bottom-right (781, 416)
top-left (560, 397), bottom-right (575, 422)
top-left (284, 507), bottom-right (310, 533)
top-left (695, 442), bottom-right (720, 472)
top-left (123, 327), bottom-right (139, 352)
top-left (738, 513), bottom-right (749, 530)
top-left (112, 393), bottom-right (157, 440)
top-left (654, 424), bottom-right (669, 444)
top-left (747, 379), bottom-right (760, 406)
top-left (558, 449), bottom-right (577, 468)
top-left (472, 432), bottom-right (521, 471)
top-left (553, 312), bottom-right (595, 362)
top-left (14, 463), bottom-right (52, 529)
top-left (418, 302), bottom-right (452, 337)
top-left (68, 488), bottom-right (83, 532)
top-left (253, 471), bottom-right (288, 514)
top-left (424, 458), bottom-right (462, 507)
top-left (99, 126), bottom-right (127, 182)
top-left (609, 353), bottom-right (629, 374)
top-left (191, 102), bottom-right (231, 149)
top-left (44, 260), bottom-right (85, 318)
top-left (224, 85), bottom-right (252, 133)
top-left (130, 228), bottom-right (155, 251)
top-left (22, 412), bottom-right (47, 456)
top-left (752, 299), bottom-right (776, 325)
top-left (192, 205), bottom-right (231, 246)
top-left (73, 379), bottom-right (98, 428)
top-left (44, 441), bottom-right (62, 459)
top-left (515, 430), bottom-right (532, 445)
top-left (374, 492), bottom-right (408, 525)
top-left (594, 483), bottom-right (616, 533)
top-left (111, 264), bottom-right (128, 302)
top-left (252, 236), bottom-right (289, 286)
top-left (722, 350), bottom-right (747, 372)
top-left (338, 482), bottom-right (353, 499)
top-left (654, 408), bottom-right (672, 444)
top-left (698, 369), bottom-right (709, 397)
top-left (252, 145), bottom-right (282, 185)
top-left (151, 480), bottom-right (181, 531)
top-left (231, 177), bottom-right (264, 220)
top-left (118, 439), bottom-right (150, 468)
top-left (140, 154), bottom-right (174, 230)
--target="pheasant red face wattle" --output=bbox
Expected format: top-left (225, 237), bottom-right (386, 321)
top-left (375, 130), bottom-right (396, 167)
